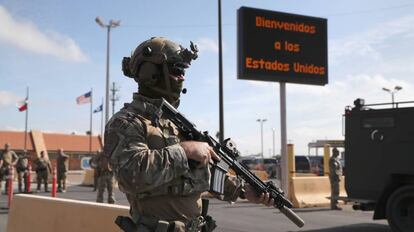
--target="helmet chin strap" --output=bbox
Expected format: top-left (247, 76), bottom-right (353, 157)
top-left (139, 85), bottom-right (180, 104)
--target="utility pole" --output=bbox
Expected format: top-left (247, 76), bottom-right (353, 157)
top-left (110, 82), bottom-right (120, 116)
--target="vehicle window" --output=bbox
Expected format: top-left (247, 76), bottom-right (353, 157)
top-left (241, 159), bottom-right (256, 165)
top-left (362, 117), bottom-right (394, 128)
top-left (295, 156), bottom-right (311, 173)
top-left (264, 159), bottom-right (277, 164)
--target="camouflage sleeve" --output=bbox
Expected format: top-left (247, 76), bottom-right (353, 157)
top-left (105, 116), bottom-right (190, 195)
top-left (12, 151), bottom-right (18, 165)
top-left (33, 160), bottom-right (39, 171)
top-left (329, 158), bottom-right (335, 173)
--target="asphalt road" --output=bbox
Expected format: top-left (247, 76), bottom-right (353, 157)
top-left (210, 200), bottom-right (391, 232)
top-left (0, 183), bottom-right (391, 232)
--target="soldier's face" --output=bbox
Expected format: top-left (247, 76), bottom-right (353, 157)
top-left (167, 62), bottom-right (188, 96)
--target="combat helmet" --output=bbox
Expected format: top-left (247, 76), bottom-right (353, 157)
top-left (122, 37), bottom-right (198, 105)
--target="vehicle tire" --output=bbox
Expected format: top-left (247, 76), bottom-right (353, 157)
top-left (386, 185), bottom-right (414, 232)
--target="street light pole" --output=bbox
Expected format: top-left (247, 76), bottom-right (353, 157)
top-left (272, 128), bottom-right (276, 157)
top-left (105, 25), bottom-right (111, 124)
top-left (257, 119), bottom-right (267, 158)
top-left (382, 86), bottom-right (402, 108)
top-left (95, 17), bottom-right (120, 126)
top-left (218, 0), bottom-right (224, 143)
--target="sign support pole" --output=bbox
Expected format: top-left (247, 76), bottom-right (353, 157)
top-left (280, 82), bottom-right (289, 196)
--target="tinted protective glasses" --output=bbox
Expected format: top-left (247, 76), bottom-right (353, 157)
top-left (168, 62), bottom-right (188, 77)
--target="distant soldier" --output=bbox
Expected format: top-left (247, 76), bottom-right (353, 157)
top-left (16, 151), bottom-right (30, 193)
top-left (329, 147), bottom-right (343, 210)
top-left (96, 152), bottom-right (115, 204)
top-left (0, 143), bottom-right (19, 194)
top-left (35, 151), bottom-right (52, 192)
top-left (89, 150), bottom-right (100, 191)
top-left (56, 148), bottom-right (69, 192)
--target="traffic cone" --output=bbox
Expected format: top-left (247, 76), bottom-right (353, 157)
top-left (51, 165), bottom-right (57, 197)
top-left (7, 165), bottom-right (14, 208)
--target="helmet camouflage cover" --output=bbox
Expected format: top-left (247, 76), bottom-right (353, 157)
top-left (122, 37), bottom-right (198, 104)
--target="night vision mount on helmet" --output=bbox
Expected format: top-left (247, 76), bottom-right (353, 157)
top-left (122, 37), bottom-right (198, 105)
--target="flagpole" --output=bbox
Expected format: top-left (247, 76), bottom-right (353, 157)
top-left (89, 88), bottom-right (93, 153)
top-left (24, 86), bottom-right (29, 152)
top-left (101, 97), bottom-right (104, 144)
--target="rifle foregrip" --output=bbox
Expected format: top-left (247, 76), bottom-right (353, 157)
top-left (279, 206), bottom-right (305, 228)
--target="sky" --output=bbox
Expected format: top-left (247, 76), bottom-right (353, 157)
top-left (1, 0), bottom-right (414, 156)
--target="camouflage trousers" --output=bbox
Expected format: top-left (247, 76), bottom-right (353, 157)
top-left (17, 170), bottom-right (28, 193)
top-left (93, 169), bottom-right (99, 191)
top-left (36, 170), bottom-right (49, 192)
top-left (96, 173), bottom-right (115, 204)
top-left (330, 177), bottom-right (340, 208)
top-left (0, 167), bottom-right (10, 194)
top-left (57, 171), bottom-right (67, 191)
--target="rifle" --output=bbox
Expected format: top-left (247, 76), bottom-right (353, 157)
top-left (154, 98), bottom-right (305, 228)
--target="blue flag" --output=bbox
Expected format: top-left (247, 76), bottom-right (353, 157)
top-left (93, 104), bottom-right (103, 113)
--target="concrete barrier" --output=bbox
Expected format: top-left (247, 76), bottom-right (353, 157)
top-left (289, 176), bottom-right (346, 208)
top-left (228, 169), bottom-right (269, 181)
top-left (7, 194), bottom-right (129, 232)
top-left (81, 169), bottom-right (95, 186)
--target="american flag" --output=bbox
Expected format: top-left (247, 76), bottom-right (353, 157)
top-left (76, 91), bottom-right (92, 105)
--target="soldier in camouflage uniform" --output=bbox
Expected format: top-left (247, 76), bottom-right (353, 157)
top-left (96, 151), bottom-right (115, 204)
top-left (89, 150), bottom-right (101, 191)
top-left (56, 148), bottom-right (69, 192)
top-left (16, 151), bottom-right (30, 193)
top-left (104, 37), bottom-right (274, 232)
top-left (0, 143), bottom-right (19, 194)
top-left (329, 147), bottom-right (343, 210)
top-left (35, 151), bottom-right (52, 192)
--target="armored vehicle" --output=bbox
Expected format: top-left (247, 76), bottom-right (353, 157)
top-left (344, 98), bottom-right (414, 232)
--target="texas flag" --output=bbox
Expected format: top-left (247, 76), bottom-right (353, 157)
top-left (17, 98), bottom-right (28, 112)
top-left (76, 91), bottom-right (92, 105)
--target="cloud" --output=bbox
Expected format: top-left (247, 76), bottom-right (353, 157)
top-left (0, 5), bottom-right (88, 62)
top-left (330, 15), bottom-right (414, 64)
top-left (0, 91), bottom-right (21, 108)
top-left (0, 125), bottom-right (21, 131)
top-left (195, 37), bottom-right (219, 53)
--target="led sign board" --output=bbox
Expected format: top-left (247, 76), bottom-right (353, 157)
top-left (238, 7), bottom-right (328, 85)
